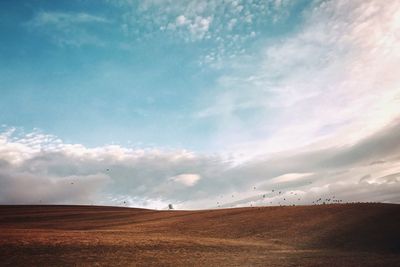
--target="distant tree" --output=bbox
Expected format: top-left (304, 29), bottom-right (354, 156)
top-left (168, 204), bottom-right (174, 210)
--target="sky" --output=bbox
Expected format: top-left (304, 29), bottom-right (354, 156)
top-left (1, 0), bottom-right (400, 209)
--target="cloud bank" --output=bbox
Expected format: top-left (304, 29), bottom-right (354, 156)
top-left (1, 119), bottom-right (399, 209)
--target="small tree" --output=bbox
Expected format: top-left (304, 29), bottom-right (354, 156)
top-left (168, 204), bottom-right (174, 210)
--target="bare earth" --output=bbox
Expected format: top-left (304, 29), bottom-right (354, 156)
top-left (0, 203), bottom-right (399, 266)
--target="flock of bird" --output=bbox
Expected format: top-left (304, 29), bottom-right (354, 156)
top-left (214, 185), bottom-right (346, 208)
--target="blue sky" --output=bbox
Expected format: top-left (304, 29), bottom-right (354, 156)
top-left (1, 0), bottom-right (400, 208)
top-left (0, 0), bottom-right (310, 150)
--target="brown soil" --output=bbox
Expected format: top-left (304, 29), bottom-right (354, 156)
top-left (0, 203), bottom-right (399, 266)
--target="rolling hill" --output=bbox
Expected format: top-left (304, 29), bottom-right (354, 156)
top-left (0, 203), bottom-right (399, 266)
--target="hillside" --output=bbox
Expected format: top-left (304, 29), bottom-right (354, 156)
top-left (0, 204), bottom-right (399, 266)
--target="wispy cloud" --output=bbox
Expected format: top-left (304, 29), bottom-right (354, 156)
top-left (197, 0), bottom-right (400, 157)
top-left (27, 11), bottom-right (110, 46)
top-left (30, 11), bottom-right (109, 27)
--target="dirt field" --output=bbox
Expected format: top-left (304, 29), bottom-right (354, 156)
top-left (0, 203), bottom-right (399, 266)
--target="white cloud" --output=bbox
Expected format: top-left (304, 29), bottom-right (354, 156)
top-left (188, 16), bottom-right (212, 40)
top-left (169, 15), bottom-right (212, 41)
top-left (269, 173), bottom-right (314, 183)
top-left (169, 173), bottom-right (201, 186)
top-left (227, 18), bottom-right (237, 31)
top-left (175, 15), bottom-right (188, 26)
